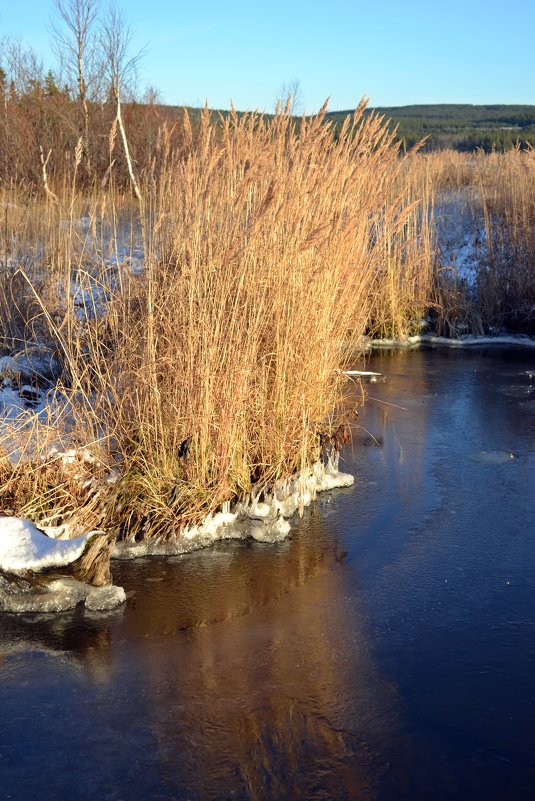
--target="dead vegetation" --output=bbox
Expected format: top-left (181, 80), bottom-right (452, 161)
top-left (0, 100), bottom-right (435, 537)
top-left (1, 104), bottom-right (534, 540)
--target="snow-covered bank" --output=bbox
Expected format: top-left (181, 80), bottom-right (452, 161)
top-left (0, 517), bottom-right (92, 572)
top-left (0, 518), bottom-right (125, 613)
top-left (366, 333), bottom-right (535, 350)
top-left (114, 460), bottom-right (354, 559)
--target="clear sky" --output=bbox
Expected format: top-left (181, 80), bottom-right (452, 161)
top-left (1, 0), bottom-right (534, 111)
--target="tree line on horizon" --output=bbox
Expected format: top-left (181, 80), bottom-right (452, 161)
top-left (2, 0), bottom-right (534, 193)
top-left (327, 104), bottom-right (535, 152)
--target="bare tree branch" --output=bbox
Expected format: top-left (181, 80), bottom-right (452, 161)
top-left (50, 0), bottom-right (101, 172)
top-left (100, 5), bottom-right (144, 200)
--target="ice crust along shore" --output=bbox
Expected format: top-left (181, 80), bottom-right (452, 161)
top-left (0, 461), bottom-right (353, 611)
top-left (113, 460), bottom-right (355, 559)
top-left (0, 575), bottom-right (126, 614)
top-left (367, 333), bottom-right (535, 350)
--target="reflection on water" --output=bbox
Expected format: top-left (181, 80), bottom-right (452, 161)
top-left (0, 512), bottom-right (403, 801)
top-left (126, 543), bottom-right (402, 801)
top-left (1, 348), bottom-right (535, 800)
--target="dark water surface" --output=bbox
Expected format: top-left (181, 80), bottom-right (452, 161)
top-left (1, 348), bottom-right (535, 801)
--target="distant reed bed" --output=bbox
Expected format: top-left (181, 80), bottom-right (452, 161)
top-left (406, 147), bottom-right (535, 334)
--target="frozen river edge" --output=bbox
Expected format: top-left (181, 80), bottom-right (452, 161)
top-left (0, 460), bottom-right (354, 613)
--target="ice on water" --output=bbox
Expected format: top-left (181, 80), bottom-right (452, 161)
top-left (469, 450), bottom-right (516, 465)
top-left (370, 333), bottom-right (535, 350)
top-left (114, 460), bottom-right (354, 559)
top-left (0, 576), bottom-right (126, 614)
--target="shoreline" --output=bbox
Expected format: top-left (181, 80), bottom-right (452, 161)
top-left (112, 458), bottom-right (355, 559)
top-left (364, 332), bottom-right (535, 350)
top-left (0, 458), bottom-right (355, 613)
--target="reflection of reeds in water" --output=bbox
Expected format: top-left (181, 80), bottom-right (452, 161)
top-left (115, 537), bottom-right (331, 635)
top-left (115, 522), bottom-right (404, 800)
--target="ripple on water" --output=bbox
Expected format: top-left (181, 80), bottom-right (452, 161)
top-left (469, 450), bottom-right (517, 465)
top-left (498, 384), bottom-right (534, 398)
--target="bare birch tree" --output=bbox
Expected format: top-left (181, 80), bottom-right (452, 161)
top-left (276, 79), bottom-right (304, 116)
top-left (2, 38), bottom-right (44, 97)
top-left (100, 5), bottom-right (142, 200)
top-left (51, 0), bottom-right (100, 174)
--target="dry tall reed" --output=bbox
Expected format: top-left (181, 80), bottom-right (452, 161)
top-left (366, 153), bottom-right (436, 337)
top-left (9, 101), bottom-right (422, 538)
top-left (0, 102), bottom-right (441, 537)
top-left (411, 147), bottom-right (535, 333)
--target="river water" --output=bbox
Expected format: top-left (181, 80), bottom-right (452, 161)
top-left (1, 347), bottom-right (534, 801)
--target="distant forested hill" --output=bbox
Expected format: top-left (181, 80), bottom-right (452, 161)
top-left (326, 105), bottom-right (535, 151)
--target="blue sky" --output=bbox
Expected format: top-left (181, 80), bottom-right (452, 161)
top-left (1, 0), bottom-right (534, 111)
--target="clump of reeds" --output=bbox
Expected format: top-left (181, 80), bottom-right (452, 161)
top-left (475, 147), bottom-right (535, 331)
top-left (0, 100), bottom-right (436, 538)
top-left (365, 151), bottom-right (436, 338)
top-left (65, 102), bottom-right (428, 538)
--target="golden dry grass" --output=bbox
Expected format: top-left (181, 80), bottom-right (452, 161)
top-left (83, 102), bottom-right (425, 537)
top-left (0, 101), bottom-right (435, 537)
top-left (423, 147), bottom-right (535, 331)
top-left (5, 127), bottom-right (535, 539)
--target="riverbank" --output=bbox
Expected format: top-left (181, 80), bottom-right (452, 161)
top-left (2, 347), bottom-right (534, 800)
top-left (0, 103), bottom-right (432, 547)
top-left (1, 113), bottom-right (534, 574)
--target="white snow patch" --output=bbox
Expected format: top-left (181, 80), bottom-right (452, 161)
top-left (47, 446), bottom-right (96, 466)
top-left (0, 517), bottom-right (92, 572)
top-left (0, 386), bottom-right (69, 466)
top-left (433, 188), bottom-right (485, 286)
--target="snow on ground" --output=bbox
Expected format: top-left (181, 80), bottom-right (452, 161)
top-left (0, 348), bottom-right (61, 434)
top-left (0, 517), bottom-right (93, 572)
top-left (0, 382), bottom-right (49, 425)
top-left (433, 188), bottom-right (486, 286)
top-left (0, 380), bottom-right (69, 467)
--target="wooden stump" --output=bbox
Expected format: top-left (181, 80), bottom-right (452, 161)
top-left (0, 530), bottom-right (116, 595)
